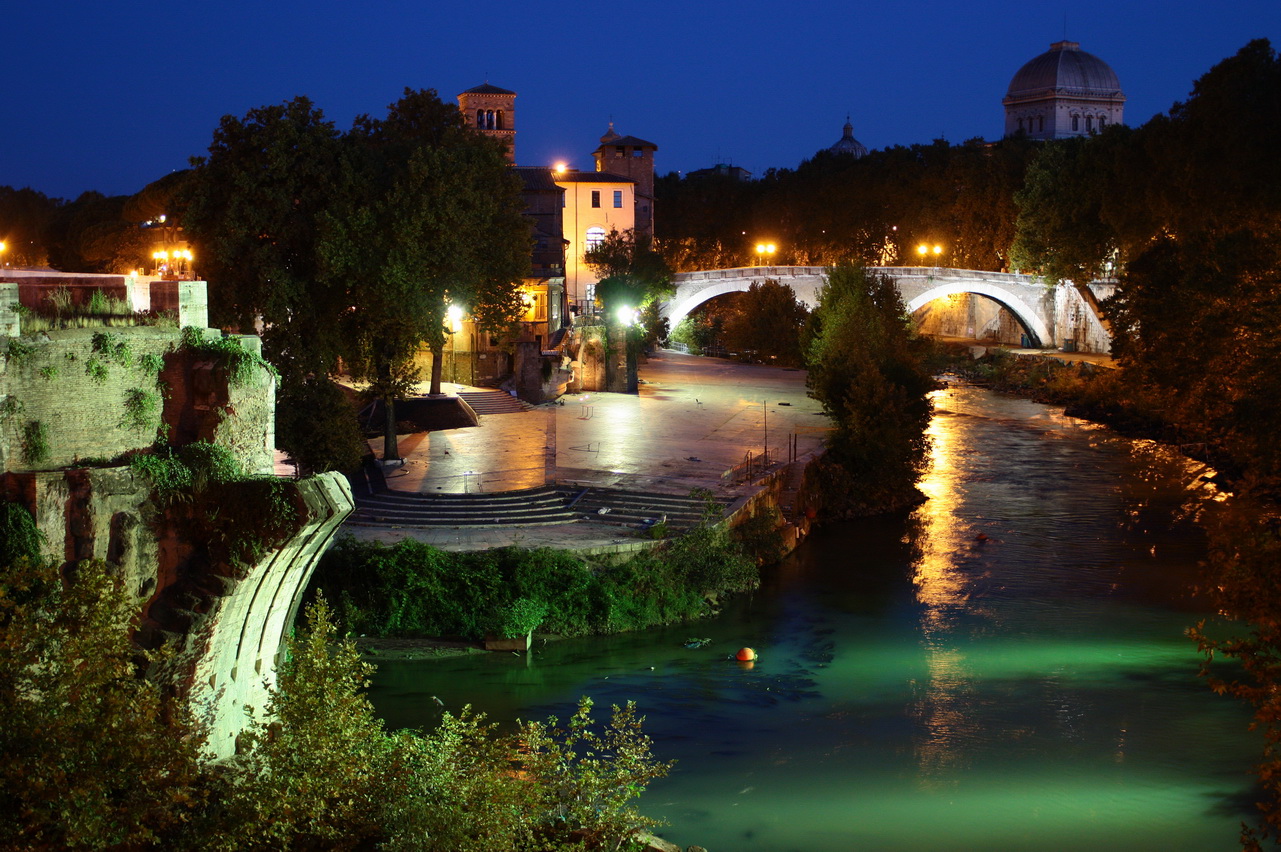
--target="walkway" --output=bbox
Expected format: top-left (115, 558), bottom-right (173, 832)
top-left (343, 351), bottom-right (832, 552)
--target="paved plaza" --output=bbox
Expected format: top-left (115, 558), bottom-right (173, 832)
top-left (345, 351), bottom-right (834, 551)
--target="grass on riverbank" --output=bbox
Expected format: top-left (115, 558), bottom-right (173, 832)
top-left (308, 517), bottom-right (765, 641)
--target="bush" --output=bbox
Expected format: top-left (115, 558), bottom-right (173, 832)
top-left (311, 519), bottom-right (760, 640)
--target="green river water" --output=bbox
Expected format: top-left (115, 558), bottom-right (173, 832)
top-left (369, 382), bottom-right (1258, 851)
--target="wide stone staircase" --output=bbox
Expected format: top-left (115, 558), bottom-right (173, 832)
top-left (555, 486), bottom-right (725, 532)
top-left (348, 485), bottom-right (576, 528)
top-left (346, 482), bottom-right (729, 531)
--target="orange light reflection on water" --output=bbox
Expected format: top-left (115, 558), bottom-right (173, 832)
top-left (909, 392), bottom-right (986, 786)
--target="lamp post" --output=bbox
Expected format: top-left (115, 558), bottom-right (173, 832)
top-left (755, 242), bottom-right (777, 269)
top-left (916, 243), bottom-right (943, 267)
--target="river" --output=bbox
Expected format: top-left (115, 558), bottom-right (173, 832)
top-left (368, 381), bottom-right (1258, 851)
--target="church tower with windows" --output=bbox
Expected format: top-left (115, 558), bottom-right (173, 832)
top-left (457, 83), bottom-right (516, 163)
top-left (1003, 41), bottom-right (1125, 140)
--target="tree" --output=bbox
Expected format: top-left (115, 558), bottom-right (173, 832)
top-left (720, 278), bottom-right (809, 366)
top-left (0, 185), bottom-right (62, 268)
top-left (805, 263), bottom-right (935, 515)
top-left (321, 88), bottom-right (530, 459)
top-left (181, 97), bottom-right (350, 386)
top-left (0, 554), bottom-right (208, 850)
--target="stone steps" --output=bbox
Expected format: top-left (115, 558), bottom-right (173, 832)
top-left (556, 486), bottom-right (726, 531)
top-left (348, 483), bottom-right (731, 533)
top-left (457, 391), bottom-right (533, 415)
top-left (350, 485), bottom-right (575, 528)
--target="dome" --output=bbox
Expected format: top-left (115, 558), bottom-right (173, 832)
top-left (828, 119), bottom-right (867, 158)
top-left (1007, 41), bottom-right (1122, 97)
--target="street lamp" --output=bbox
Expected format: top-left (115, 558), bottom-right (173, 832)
top-left (755, 242), bottom-right (777, 267)
top-left (0, 241), bottom-right (6, 267)
top-left (916, 243), bottom-right (943, 265)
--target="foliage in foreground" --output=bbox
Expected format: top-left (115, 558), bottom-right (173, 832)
top-left (311, 516), bottom-right (759, 639)
top-left (0, 548), bottom-right (670, 850)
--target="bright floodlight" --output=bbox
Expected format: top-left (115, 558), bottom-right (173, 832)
top-left (933, 244), bottom-right (943, 255)
top-left (616, 306), bottom-right (635, 325)
top-left (447, 304), bottom-right (464, 324)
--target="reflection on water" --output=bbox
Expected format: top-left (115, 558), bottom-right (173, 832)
top-left (368, 382), bottom-right (1256, 851)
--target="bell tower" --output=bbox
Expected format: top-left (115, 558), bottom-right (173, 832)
top-left (457, 83), bottom-right (517, 163)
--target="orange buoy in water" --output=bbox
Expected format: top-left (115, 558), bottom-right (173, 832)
top-left (736, 647), bottom-right (757, 662)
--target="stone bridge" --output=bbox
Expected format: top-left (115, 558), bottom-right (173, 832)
top-left (665, 266), bottom-right (1115, 353)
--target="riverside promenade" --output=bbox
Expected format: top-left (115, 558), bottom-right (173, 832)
top-left (343, 351), bottom-right (833, 552)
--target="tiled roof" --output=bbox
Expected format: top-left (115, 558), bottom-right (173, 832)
top-left (594, 135), bottom-right (657, 150)
top-left (460, 83), bottom-right (516, 96)
top-left (553, 170), bottom-right (635, 184)
top-left (514, 167), bottom-right (564, 192)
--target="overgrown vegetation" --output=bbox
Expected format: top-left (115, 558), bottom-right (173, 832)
top-left (121, 387), bottom-right (164, 433)
top-left (0, 550), bottom-right (671, 850)
top-left (310, 514), bottom-right (759, 640)
top-left (19, 421), bottom-right (50, 466)
top-left (130, 441), bottom-right (299, 566)
top-left (179, 326), bottom-right (278, 387)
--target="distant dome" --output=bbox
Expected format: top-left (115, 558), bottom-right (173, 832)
top-left (829, 119), bottom-right (867, 158)
top-left (1002, 41), bottom-right (1125, 140)
top-left (1007, 41), bottom-right (1121, 98)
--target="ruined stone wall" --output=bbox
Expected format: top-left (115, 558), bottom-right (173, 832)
top-left (0, 306), bottom-right (351, 758)
top-left (2, 466), bottom-right (353, 758)
top-left (0, 327), bottom-right (274, 474)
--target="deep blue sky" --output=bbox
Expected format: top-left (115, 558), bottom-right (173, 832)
top-left (4, 0), bottom-right (1278, 200)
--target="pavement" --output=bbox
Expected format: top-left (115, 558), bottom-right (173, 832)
top-left (340, 350), bottom-right (833, 552)
top-left (316, 344), bottom-right (1111, 552)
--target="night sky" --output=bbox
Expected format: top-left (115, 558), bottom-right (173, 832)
top-left (4, 0), bottom-right (1278, 201)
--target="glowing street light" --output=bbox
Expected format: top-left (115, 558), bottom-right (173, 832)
top-left (916, 243), bottom-right (943, 265)
top-left (755, 242), bottom-right (777, 267)
top-left (0, 241), bottom-right (6, 267)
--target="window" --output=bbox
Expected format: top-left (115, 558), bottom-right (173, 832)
top-left (632, 148), bottom-right (643, 158)
top-left (1072, 115), bottom-right (1079, 132)
top-left (1099, 115), bottom-right (1107, 128)
top-left (1086, 115), bottom-right (1093, 132)
top-left (591, 190), bottom-right (600, 208)
top-left (615, 146), bottom-right (625, 157)
top-left (495, 110), bottom-right (504, 130)
top-left (476, 109), bottom-right (484, 127)
top-left (586, 227), bottom-right (606, 249)
top-left (1017, 117), bottom-right (1024, 132)
top-left (613, 190), bottom-right (623, 208)
top-left (1037, 116), bottom-right (1044, 132)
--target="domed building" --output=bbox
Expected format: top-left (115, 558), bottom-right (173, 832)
top-left (1003, 41), bottom-right (1125, 139)
top-left (828, 118), bottom-right (868, 158)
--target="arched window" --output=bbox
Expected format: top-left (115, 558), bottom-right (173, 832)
top-left (476, 109), bottom-right (484, 127)
top-left (1017, 117), bottom-right (1025, 132)
top-left (1086, 115), bottom-right (1093, 132)
top-left (1037, 116), bottom-right (1044, 133)
top-left (487, 110), bottom-right (496, 129)
top-left (1099, 115), bottom-right (1107, 129)
top-left (585, 227), bottom-right (606, 249)
top-left (1072, 115), bottom-right (1080, 132)
top-left (496, 111), bottom-right (504, 130)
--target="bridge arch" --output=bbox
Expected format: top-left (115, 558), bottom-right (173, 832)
top-left (904, 280), bottom-right (1049, 348)
top-left (665, 266), bottom-right (1076, 352)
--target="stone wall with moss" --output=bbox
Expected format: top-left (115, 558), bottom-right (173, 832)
top-left (0, 327), bottom-right (274, 474)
